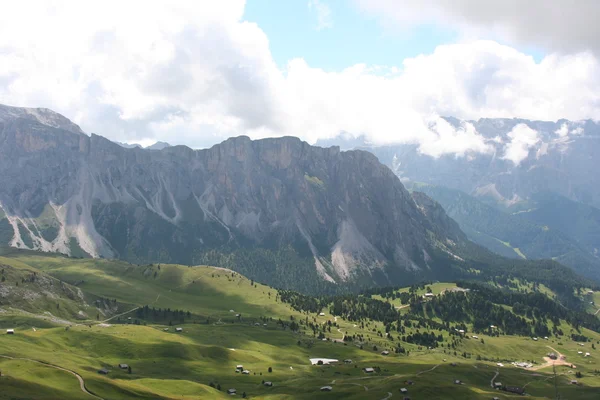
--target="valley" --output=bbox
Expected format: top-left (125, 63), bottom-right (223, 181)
top-left (1, 250), bottom-right (599, 399)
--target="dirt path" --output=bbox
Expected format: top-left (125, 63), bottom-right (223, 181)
top-left (332, 327), bottom-right (345, 343)
top-left (595, 308), bottom-right (600, 316)
top-left (416, 363), bottom-right (441, 376)
top-left (381, 392), bottom-right (392, 400)
top-left (336, 382), bottom-right (369, 391)
top-left (0, 355), bottom-right (103, 399)
top-left (490, 370), bottom-right (499, 388)
top-left (101, 306), bottom-right (139, 323)
top-left (530, 346), bottom-right (571, 371)
top-left (102, 293), bottom-right (161, 323)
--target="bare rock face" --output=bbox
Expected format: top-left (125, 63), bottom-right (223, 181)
top-left (0, 104), bottom-right (470, 290)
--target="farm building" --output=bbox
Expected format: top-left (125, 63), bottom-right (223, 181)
top-left (236, 365), bottom-right (244, 371)
top-left (343, 359), bottom-right (352, 364)
top-left (227, 388), bottom-right (237, 395)
top-left (571, 380), bottom-right (578, 385)
top-left (320, 386), bottom-right (333, 392)
top-left (493, 382), bottom-right (502, 389)
top-left (454, 380), bottom-right (462, 385)
top-left (381, 351), bottom-right (390, 355)
top-left (400, 388), bottom-right (408, 394)
top-left (363, 367), bottom-right (375, 373)
top-left (175, 327), bottom-right (183, 332)
top-left (319, 312), bottom-right (325, 316)
top-left (6, 329), bottom-right (14, 334)
top-left (310, 358), bottom-right (338, 365)
top-left (504, 386), bottom-right (525, 395)
top-left (98, 368), bottom-right (109, 375)
top-left (264, 381), bottom-right (273, 387)
top-left (242, 370), bottom-right (250, 375)
top-left (118, 364), bottom-right (128, 369)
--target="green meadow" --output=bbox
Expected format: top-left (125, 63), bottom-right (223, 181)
top-left (0, 250), bottom-right (599, 399)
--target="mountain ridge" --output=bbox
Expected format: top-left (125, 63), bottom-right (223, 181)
top-left (0, 104), bottom-right (476, 291)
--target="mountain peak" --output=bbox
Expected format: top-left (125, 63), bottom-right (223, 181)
top-left (0, 104), bottom-right (84, 135)
top-left (146, 141), bottom-right (171, 150)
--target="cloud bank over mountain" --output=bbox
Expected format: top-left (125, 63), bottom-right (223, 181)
top-left (1, 0), bottom-right (599, 157)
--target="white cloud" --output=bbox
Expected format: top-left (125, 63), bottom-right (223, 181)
top-left (555, 123), bottom-right (586, 138)
top-left (571, 126), bottom-right (584, 135)
top-left (502, 124), bottom-right (540, 165)
top-left (308, 0), bottom-right (333, 31)
top-left (555, 123), bottom-right (570, 137)
top-left (355, 0), bottom-right (600, 56)
top-left (417, 118), bottom-right (492, 158)
top-left (1, 1), bottom-right (600, 157)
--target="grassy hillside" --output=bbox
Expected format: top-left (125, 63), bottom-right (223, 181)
top-left (0, 250), bottom-right (599, 399)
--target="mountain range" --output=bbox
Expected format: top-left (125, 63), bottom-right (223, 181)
top-left (1, 104), bottom-right (597, 291)
top-left (0, 104), bottom-right (491, 292)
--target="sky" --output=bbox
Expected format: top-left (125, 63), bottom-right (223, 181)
top-left (1, 0), bottom-right (600, 156)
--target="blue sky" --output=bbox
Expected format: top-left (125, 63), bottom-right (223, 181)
top-left (243, 0), bottom-right (544, 71)
top-left (244, 1), bottom-right (458, 70)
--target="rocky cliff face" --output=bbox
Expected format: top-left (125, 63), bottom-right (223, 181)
top-left (0, 104), bottom-right (471, 290)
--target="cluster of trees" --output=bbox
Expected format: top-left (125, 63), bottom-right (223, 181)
top-left (411, 290), bottom-right (542, 336)
top-left (402, 332), bottom-right (443, 348)
top-left (277, 290), bottom-right (327, 313)
top-left (328, 295), bottom-right (398, 324)
top-left (456, 282), bottom-right (600, 333)
top-left (133, 305), bottom-right (192, 324)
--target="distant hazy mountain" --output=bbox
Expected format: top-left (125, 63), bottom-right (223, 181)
top-left (114, 141), bottom-right (142, 149)
top-left (0, 104), bottom-right (499, 292)
top-left (146, 141), bottom-right (171, 150)
top-left (413, 184), bottom-right (600, 282)
top-left (318, 117), bottom-right (600, 281)
top-left (114, 141), bottom-right (171, 150)
top-left (318, 117), bottom-right (600, 210)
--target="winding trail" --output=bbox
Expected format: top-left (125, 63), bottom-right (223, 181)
top-left (101, 306), bottom-right (139, 323)
top-left (416, 363), bottom-right (441, 376)
top-left (490, 370), bottom-right (499, 388)
top-left (381, 392), bottom-right (393, 400)
top-left (101, 293), bottom-right (161, 323)
top-left (339, 382), bottom-right (368, 391)
top-left (0, 355), bottom-right (103, 399)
